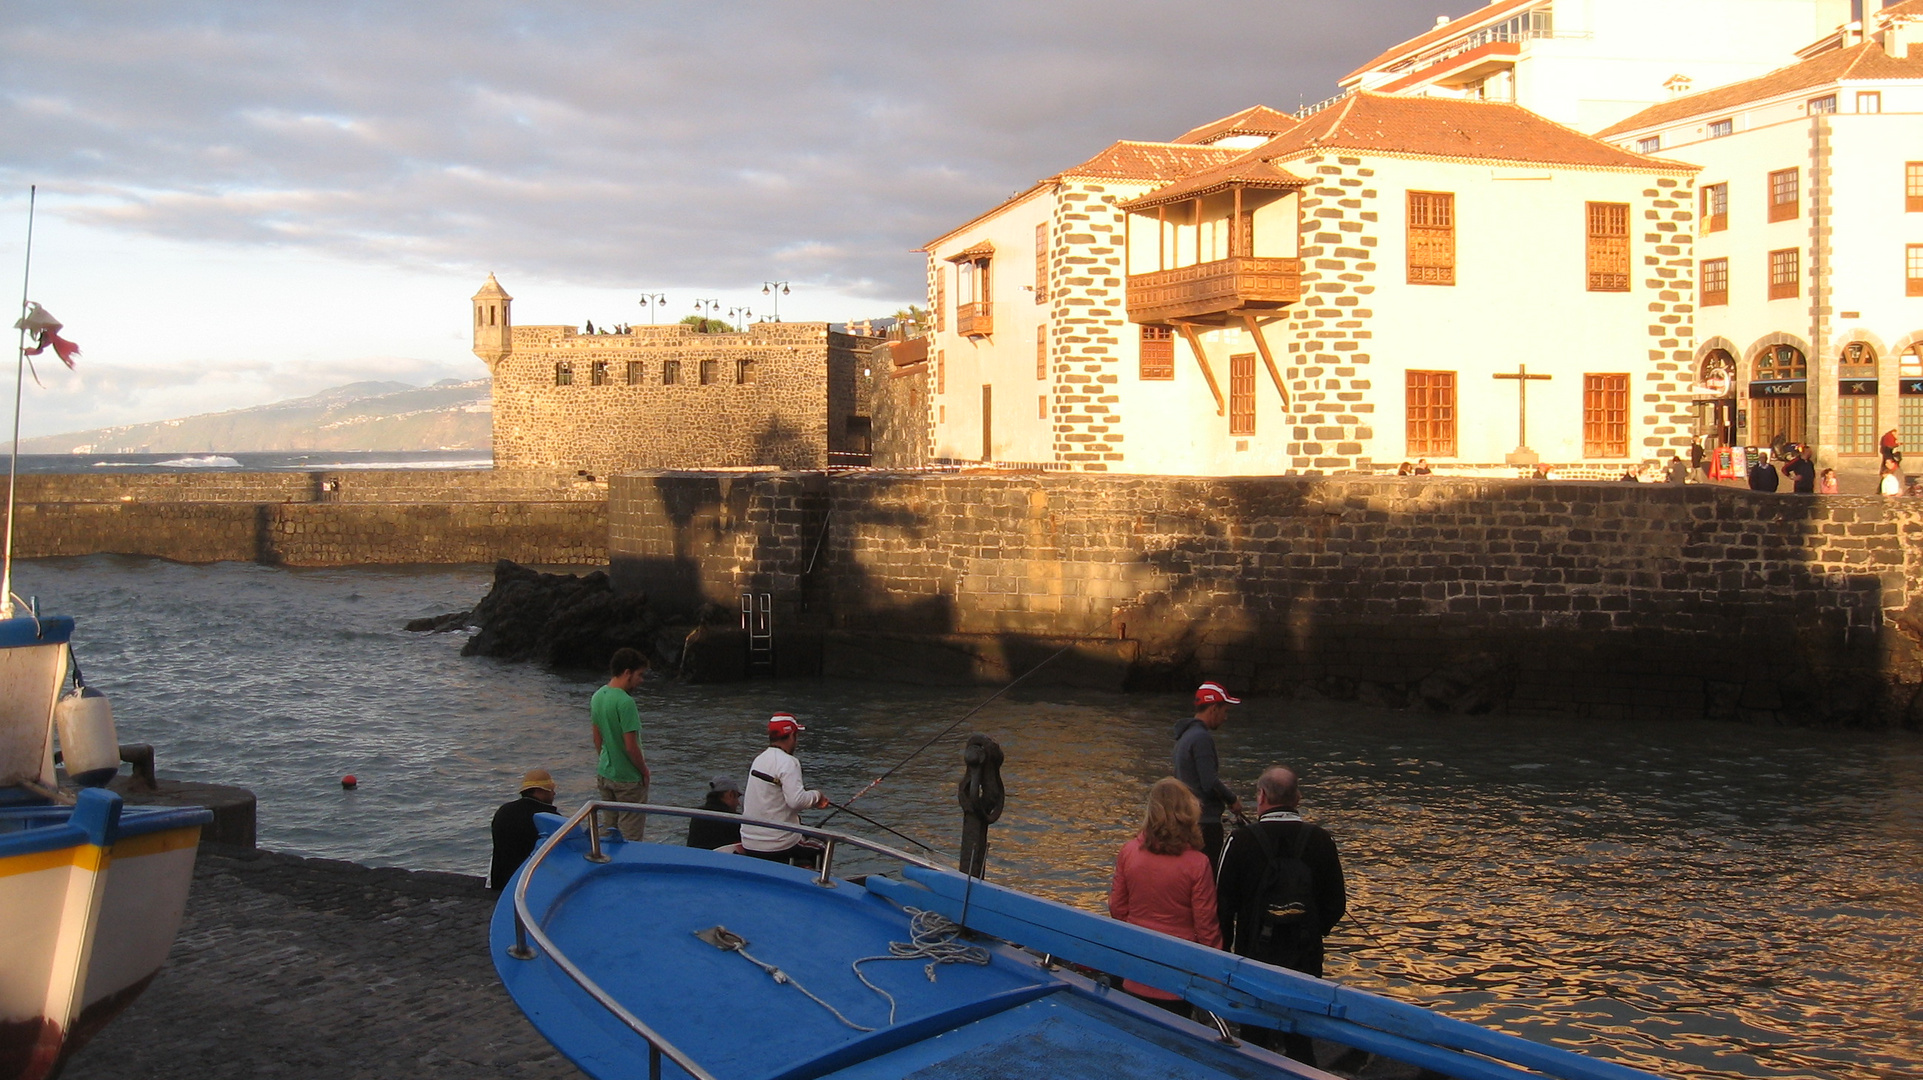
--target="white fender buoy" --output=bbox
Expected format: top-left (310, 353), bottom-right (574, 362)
top-left (56, 686), bottom-right (120, 787)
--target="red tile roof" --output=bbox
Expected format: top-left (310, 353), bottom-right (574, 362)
top-left (1263, 93), bottom-right (1693, 170)
top-left (1171, 105), bottom-right (1299, 145)
top-left (1121, 152), bottom-right (1310, 211)
top-left (1341, 0), bottom-right (1538, 85)
top-left (1598, 41), bottom-right (1923, 137)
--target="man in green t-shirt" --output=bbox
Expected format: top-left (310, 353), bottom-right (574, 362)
top-left (591, 648), bottom-right (650, 840)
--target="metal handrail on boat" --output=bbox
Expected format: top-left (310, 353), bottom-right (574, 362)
top-left (506, 800), bottom-right (950, 1080)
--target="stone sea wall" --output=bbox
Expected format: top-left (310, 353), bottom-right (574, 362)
top-left (611, 470), bottom-right (1923, 726)
top-left (5, 469), bottom-right (606, 566)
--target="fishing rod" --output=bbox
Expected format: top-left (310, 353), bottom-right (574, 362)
top-left (816, 622), bottom-right (1105, 829)
top-left (819, 798), bottom-right (948, 858)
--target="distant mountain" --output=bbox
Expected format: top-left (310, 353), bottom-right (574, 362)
top-left (22, 379), bottom-right (493, 454)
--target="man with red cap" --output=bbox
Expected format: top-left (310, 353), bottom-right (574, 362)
top-left (1173, 682), bottom-right (1245, 866)
top-left (742, 713), bottom-right (831, 867)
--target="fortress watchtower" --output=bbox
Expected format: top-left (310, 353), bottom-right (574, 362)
top-left (472, 273), bottom-right (513, 370)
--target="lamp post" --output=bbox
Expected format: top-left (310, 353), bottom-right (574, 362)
top-left (637, 292), bottom-right (665, 324)
top-left (692, 298), bottom-right (721, 332)
top-left (761, 281), bottom-right (791, 322)
top-left (727, 306), bottom-right (752, 329)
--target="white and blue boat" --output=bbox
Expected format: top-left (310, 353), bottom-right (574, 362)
top-left (0, 612), bottom-right (212, 1080)
top-left (492, 803), bottom-right (1673, 1080)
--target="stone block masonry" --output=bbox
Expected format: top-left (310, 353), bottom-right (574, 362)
top-left (612, 470), bottom-right (1923, 727)
top-left (4, 470), bottom-right (606, 567)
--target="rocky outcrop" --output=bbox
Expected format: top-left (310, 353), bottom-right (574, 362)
top-left (426, 560), bottom-right (664, 671)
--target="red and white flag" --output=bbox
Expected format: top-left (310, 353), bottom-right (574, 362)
top-left (16, 302), bottom-right (80, 368)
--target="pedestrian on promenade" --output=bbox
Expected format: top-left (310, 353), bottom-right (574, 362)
top-left (1782, 449), bottom-right (1816, 494)
top-left (687, 775), bottom-right (744, 851)
top-left (742, 713), bottom-right (830, 867)
top-left (1880, 458), bottom-right (1904, 496)
top-left (1665, 456), bottom-right (1689, 484)
top-left (1689, 437), bottom-right (1706, 480)
top-left (1881, 428), bottom-right (1902, 465)
top-left (1747, 452), bottom-right (1779, 492)
top-left (1108, 778), bottom-right (1220, 1015)
top-left (1173, 682), bottom-right (1244, 866)
top-left (487, 768), bottom-right (558, 890)
top-left (1396, 461), bottom-right (1413, 476)
top-left (1215, 766), bottom-right (1347, 1065)
top-left (591, 648), bottom-right (651, 841)
top-left (1819, 468), bottom-right (1839, 494)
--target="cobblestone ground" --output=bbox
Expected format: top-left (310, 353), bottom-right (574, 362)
top-left (62, 845), bottom-right (584, 1080)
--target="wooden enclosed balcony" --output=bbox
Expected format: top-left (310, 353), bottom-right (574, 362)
top-left (1126, 257), bottom-right (1303, 325)
top-left (957, 301), bottom-right (993, 338)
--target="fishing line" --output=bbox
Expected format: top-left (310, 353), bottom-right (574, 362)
top-left (820, 798), bottom-right (948, 858)
top-left (819, 604), bottom-right (1123, 828)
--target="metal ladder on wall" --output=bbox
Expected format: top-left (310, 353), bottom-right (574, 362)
top-left (741, 593), bottom-right (774, 676)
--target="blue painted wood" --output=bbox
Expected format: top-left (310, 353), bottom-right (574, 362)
top-left (0, 614), bottom-right (73, 649)
top-left (894, 866), bottom-right (1667, 1080)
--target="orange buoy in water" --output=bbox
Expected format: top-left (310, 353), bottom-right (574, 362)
top-left (341, 775), bottom-right (358, 789)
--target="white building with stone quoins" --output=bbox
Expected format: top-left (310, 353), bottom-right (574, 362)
top-left (1598, 5), bottom-right (1923, 487)
top-left (918, 95), bottom-right (1698, 476)
top-left (1339, 0), bottom-right (1850, 133)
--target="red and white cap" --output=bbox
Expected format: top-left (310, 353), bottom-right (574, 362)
top-left (1194, 682), bottom-right (1241, 707)
top-left (768, 712), bottom-right (806, 737)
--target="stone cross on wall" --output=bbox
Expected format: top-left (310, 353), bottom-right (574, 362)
top-left (1493, 364), bottom-right (1553, 466)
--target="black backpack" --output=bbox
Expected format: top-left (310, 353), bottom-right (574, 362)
top-left (1243, 823), bottom-right (1319, 968)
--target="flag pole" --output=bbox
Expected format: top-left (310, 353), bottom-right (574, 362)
top-left (2, 184), bottom-right (35, 620)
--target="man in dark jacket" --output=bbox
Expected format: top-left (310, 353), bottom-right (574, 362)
top-left (488, 768), bottom-right (558, 890)
top-left (1215, 765), bottom-right (1346, 1065)
top-left (1782, 448), bottom-right (1816, 493)
top-left (1173, 682), bottom-right (1244, 865)
top-left (686, 775), bottom-right (744, 850)
top-left (1747, 451), bottom-right (1780, 492)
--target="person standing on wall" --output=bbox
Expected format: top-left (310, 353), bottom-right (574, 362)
top-left (591, 648), bottom-right (651, 840)
top-left (1173, 682), bottom-right (1244, 866)
top-left (743, 713), bottom-right (831, 867)
top-left (1215, 765), bottom-right (1346, 1065)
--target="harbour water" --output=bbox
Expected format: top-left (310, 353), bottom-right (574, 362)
top-left (11, 555), bottom-right (1921, 1080)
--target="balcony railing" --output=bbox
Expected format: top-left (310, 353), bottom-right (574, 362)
top-left (956, 301), bottom-right (992, 338)
top-left (1126, 257), bottom-right (1303, 324)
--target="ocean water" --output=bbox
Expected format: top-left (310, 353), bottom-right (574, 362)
top-left (9, 450), bottom-right (492, 474)
top-left (9, 555), bottom-right (1921, 1080)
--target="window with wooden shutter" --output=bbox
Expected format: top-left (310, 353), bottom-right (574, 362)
top-left (1768, 168), bottom-right (1799, 222)
top-left (1405, 370), bottom-right (1457, 457)
top-left (933, 263), bottom-right (945, 332)
top-left (1585, 202), bottom-right (1630, 292)
top-left (1229, 353), bottom-right (1256, 436)
top-left (1908, 245), bottom-right (1923, 297)
top-left (1583, 374), bottom-right (1629, 458)
top-left (1036, 324), bottom-right (1047, 379)
top-left (1769, 248), bottom-right (1800, 300)
top-left (1139, 325), bottom-right (1175, 380)
top-left (626, 361), bottom-right (644, 385)
top-left (1406, 191), bottom-right (1456, 285)
top-left (1701, 183), bottom-right (1727, 233)
top-left (1034, 222), bottom-right (1048, 303)
top-left (1908, 163), bottom-right (1923, 212)
top-left (1701, 258), bottom-right (1729, 306)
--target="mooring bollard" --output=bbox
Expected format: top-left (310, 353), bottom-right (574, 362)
top-left (957, 733), bottom-right (1004, 878)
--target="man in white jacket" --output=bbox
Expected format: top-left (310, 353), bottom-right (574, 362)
top-left (741, 713), bottom-right (830, 866)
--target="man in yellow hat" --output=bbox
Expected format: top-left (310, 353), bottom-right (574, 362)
top-left (488, 768), bottom-right (558, 890)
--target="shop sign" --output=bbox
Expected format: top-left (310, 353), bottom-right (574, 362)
top-left (1748, 379), bottom-right (1806, 397)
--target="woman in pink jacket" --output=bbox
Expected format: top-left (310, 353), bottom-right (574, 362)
top-left (1108, 777), bottom-right (1222, 1012)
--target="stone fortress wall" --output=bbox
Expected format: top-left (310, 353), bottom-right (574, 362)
top-left (487, 321), bottom-right (875, 477)
top-left (4, 470), bottom-right (606, 566)
top-left (611, 469), bottom-right (1923, 726)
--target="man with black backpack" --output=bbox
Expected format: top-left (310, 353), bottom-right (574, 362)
top-left (1215, 765), bottom-right (1346, 1064)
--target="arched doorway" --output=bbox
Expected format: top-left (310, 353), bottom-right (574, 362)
top-left (1836, 341), bottom-right (1878, 454)
top-left (1693, 349), bottom-right (1737, 449)
top-left (1748, 344), bottom-right (1806, 447)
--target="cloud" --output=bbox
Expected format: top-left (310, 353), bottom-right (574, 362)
top-left (0, 0), bottom-right (1440, 298)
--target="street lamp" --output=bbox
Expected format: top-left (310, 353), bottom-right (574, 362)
top-left (691, 298), bottom-right (721, 331)
top-left (637, 292), bottom-right (665, 324)
top-left (761, 281), bottom-right (791, 322)
top-left (728, 306), bottom-right (753, 329)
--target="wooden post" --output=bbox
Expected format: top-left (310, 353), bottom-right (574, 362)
top-left (1176, 323), bottom-right (1226, 415)
top-left (1241, 312), bottom-right (1289, 410)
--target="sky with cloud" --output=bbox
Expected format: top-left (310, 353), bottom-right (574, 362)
top-left (0, 0), bottom-right (1445, 438)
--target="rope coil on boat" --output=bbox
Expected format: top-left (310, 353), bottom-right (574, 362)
top-left (695, 926), bottom-right (876, 1032)
top-left (850, 908), bottom-right (989, 1027)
